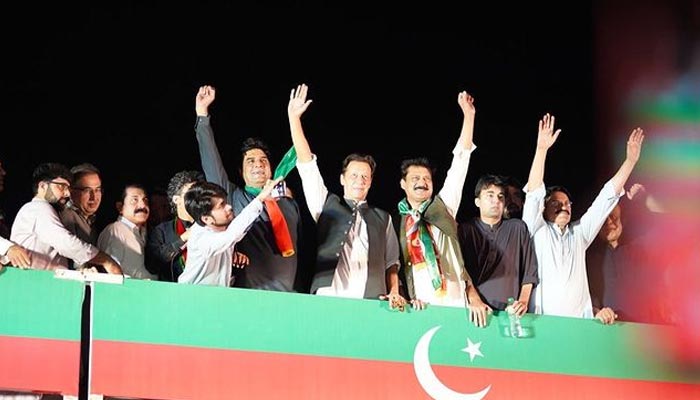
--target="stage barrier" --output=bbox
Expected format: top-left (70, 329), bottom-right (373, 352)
top-left (2, 269), bottom-right (698, 399)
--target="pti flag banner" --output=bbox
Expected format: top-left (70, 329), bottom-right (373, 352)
top-left (90, 278), bottom-right (699, 399)
top-left (0, 268), bottom-right (84, 396)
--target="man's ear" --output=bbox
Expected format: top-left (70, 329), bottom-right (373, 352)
top-left (474, 197), bottom-right (481, 209)
top-left (37, 181), bottom-right (48, 194)
top-left (400, 179), bottom-right (407, 191)
top-left (115, 201), bottom-right (124, 214)
top-left (201, 214), bottom-right (212, 226)
top-left (339, 174), bottom-right (346, 187)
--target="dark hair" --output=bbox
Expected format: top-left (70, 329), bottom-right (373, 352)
top-left (400, 157), bottom-right (435, 180)
top-left (70, 163), bottom-right (101, 182)
top-left (240, 137), bottom-right (272, 161)
top-left (185, 181), bottom-right (228, 226)
top-left (166, 170), bottom-right (205, 210)
top-left (342, 153), bottom-right (376, 176)
top-left (474, 174), bottom-right (507, 198)
top-left (32, 162), bottom-right (72, 194)
top-left (545, 185), bottom-right (572, 202)
top-left (118, 183), bottom-right (148, 203)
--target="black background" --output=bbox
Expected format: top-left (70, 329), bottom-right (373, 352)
top-left (1, 3), bottom-right (595, 227)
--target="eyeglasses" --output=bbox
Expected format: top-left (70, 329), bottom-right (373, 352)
top-left (546, 199), bottom-right (573, 208)
top-left (48, 180), bottom-right (71, 191)
top-left (73, 186), bottom-right (103, 196)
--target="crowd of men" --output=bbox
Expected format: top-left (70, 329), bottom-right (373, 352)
top-left (2, 83), bottom-right (671, 333)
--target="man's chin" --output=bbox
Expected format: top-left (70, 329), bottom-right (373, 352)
top-left (51, 202), bottom-right (67, 212)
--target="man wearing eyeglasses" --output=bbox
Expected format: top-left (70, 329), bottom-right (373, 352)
top-left (60, 163), bottom-right (103, 247)
top-left (522, 114), bottom-right (645, 324)
top-left (10, 162), bottom-right (121, 273)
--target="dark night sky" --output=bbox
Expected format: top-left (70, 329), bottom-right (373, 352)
top-left (1, 4), bottom-right (596, 226)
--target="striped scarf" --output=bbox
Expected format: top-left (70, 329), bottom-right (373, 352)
top-left (398, 198), bottom-right (445, 295)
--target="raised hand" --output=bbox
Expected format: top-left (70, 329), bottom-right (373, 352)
top-left (456, 91), bottom-right (476, 150)
top-left (536, 113), bottom-right (561, 151)
top-left (625, 127), bottom-right (644, 164)
top-left (195, 85), bottom-right (216, 116)
top-left (457, 91), bottom-right (475, 120)
top-left (287, 83), bottom-right (313, 119)
top-left (610, 127), bottom-right (646, 197)
top-left (626, 182), bottom-right (646, 201)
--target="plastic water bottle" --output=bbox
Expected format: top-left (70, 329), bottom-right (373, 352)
top-left (506, 297), bottom-right (523, 338)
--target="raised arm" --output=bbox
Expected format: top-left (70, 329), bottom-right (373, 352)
top-left (525, 113), bottom-right (561, 192)
top-left (194, 85), bottom-right (236, 195)
top-left (195, 85), bottom-right (215, 118)
top-left (439, 91), bottom-right (477, 216)
top-left (626, 182), bottom-right (664, 212)
top-left (203, 179), bottom-right (282, 256)
top-left (287, 83), bottom-right (327, 221)
top-left (456, 91), bottom-right (476, 151)
top-left (609, 128), bottom-right (644, 195)
top-left (287, 83), bottom-right (314, 163)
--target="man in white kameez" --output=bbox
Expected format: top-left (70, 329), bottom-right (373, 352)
top-left (522, 114), bottom-right (645, 324)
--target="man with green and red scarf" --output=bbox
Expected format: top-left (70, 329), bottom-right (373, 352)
top-left (396, 91), bottom-right (490, 328)
top-left (194, 85), bottom-right (303, 292)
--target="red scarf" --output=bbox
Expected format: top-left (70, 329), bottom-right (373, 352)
top-left (263, 198), bottom-right (295, 257)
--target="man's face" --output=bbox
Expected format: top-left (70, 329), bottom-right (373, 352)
top-left (204, 196), bottom-right (233, 228)
top-left (43, 178), bottom-right (71, 211)
top-left (505, 185), bottom-right (524, 219)
top-left (241, 148), bottom-right (272, 188)
top-left (70, 173), bottom-right (102, 217)
top-left (120, 187), bottom-right (149, 227)
top-left (341, 161), bottom-right (372, 201)
top-left (544, 191), bottom-right (572, 226)
top-left (174, 182), bottom-right (195, 221)
top-left (475, 184), bottom-right (506, 221)
top-left (599, 205), bottom-right (622, 243)
top-left (400, 166), bottom-right (433, 205)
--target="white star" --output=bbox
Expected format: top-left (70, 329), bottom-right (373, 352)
top-left (461, 338), bottom-right (484, 362)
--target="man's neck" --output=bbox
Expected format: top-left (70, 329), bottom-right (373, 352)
top-left (78, 208), bottom-right (96, 221)
top-left (207, 223), bottom-right (227, 232)
top-left (479, 215), bottom-right (501, 227)
top-left (408, 198), bottom-right (429, 210)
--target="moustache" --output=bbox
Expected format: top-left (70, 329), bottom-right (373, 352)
top-left (556, 209), bottom-right (571, 215)
top-left (413, 186), bottom-right (429, 191)
top-left (134, 208), bottom-right (149, 214)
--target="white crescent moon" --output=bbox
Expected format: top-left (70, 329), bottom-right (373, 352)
top-left (414, 325), bottom-right (492, 400)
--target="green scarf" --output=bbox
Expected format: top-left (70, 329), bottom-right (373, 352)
top-left (245, 147), bottom-right (297, 195)
top-left (245, 146), bottom-right (298, 258)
